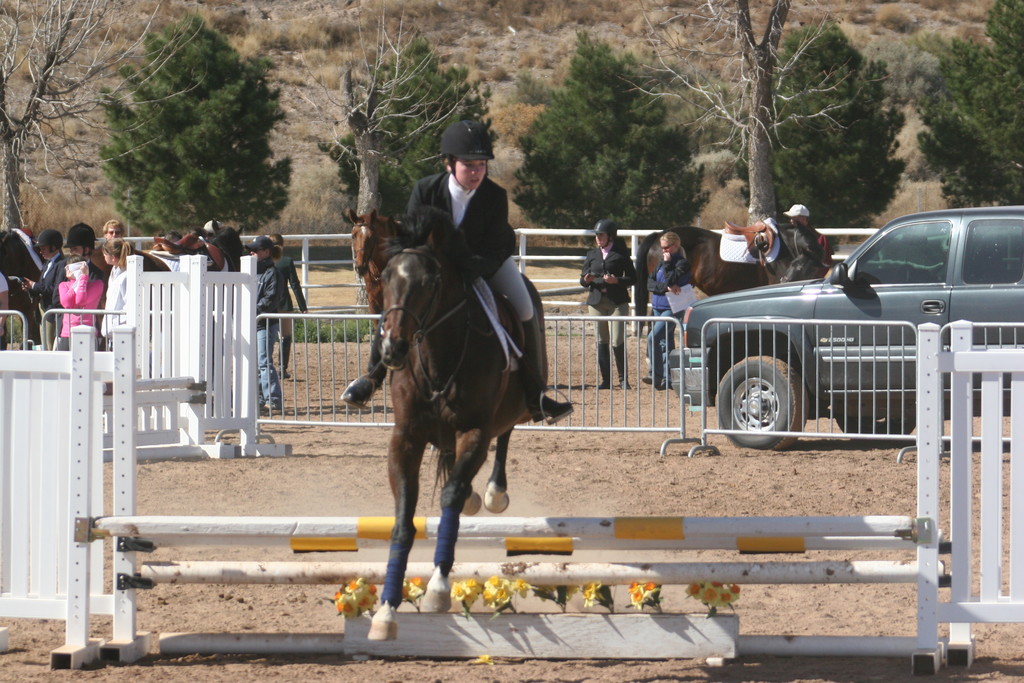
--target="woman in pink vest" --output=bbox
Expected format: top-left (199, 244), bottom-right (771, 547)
top-left (56, 255), bottom-right (104, 350)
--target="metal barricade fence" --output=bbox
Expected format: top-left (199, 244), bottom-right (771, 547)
top-left (259, 312), bottom-right (694, 453)
top-left (693, 318), bottom-right (920, 455)
top-left (0, 309), bottom-right (29, 349)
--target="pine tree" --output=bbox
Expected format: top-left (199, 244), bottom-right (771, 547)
top-left (514, 33), bottom-right (704, 231)
top-left (101, 15), bottom-right (291, 233)
top-left (918, 0), bottom-right (1024, 206)
top-left (772, 24), bottom-right (905, 227)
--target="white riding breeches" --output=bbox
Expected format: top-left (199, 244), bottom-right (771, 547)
top-left (487, 257), bottom-right (534, 322)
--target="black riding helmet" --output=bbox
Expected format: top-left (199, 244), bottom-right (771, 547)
top-left (593, 218), bottom-right (619, 239)
top-left (36, 228), bottom-right (63, 250)
top-left (440, 120), bottom-right (494, 160)
top-left (65, 222), bottom-right (96, 249)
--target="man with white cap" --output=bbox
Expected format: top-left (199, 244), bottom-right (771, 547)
top-left (783, 204), bottom-right (833, 277)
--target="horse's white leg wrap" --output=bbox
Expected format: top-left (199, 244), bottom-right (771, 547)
top-left (420, 566), bottom-right (452, 613)
top-left (368, 602), bottom-right (398, 641)
top-left (484, 483), bottom-right (509, 514)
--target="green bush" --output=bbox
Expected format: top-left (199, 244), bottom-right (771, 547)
top-left (293, 318), bottom-right (374, 343)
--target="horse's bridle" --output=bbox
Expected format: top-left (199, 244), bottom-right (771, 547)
top-left (380, 248), bottom-right (471, 402)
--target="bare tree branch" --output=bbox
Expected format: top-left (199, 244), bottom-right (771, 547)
top-left (0, 0), bottom-right (172, 231)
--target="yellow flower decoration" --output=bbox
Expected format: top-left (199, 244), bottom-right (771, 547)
top-left (332, 577), bottom-right (378, 619)
top-left (402, 577), bottom-right (425, 610)
top-left (451, 578), bottom-right (483, 617)
top-left (627, 581), bottom-right (663, 612)
top-left (687, 581), bottom-right (740, 616)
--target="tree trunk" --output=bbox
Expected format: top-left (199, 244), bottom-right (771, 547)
top-left (747, 53), bottom-right (777, 223)
top-left (739, 0), bottom-right (790, 224)
top-left (354, 129), bottom-right (382, 215)
top-left (0, 137), bottom-right (22, 233)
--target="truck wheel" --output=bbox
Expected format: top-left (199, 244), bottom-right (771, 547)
top-left (718, 356), bottom-right (807, 450)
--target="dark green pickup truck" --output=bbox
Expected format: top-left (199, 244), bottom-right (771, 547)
top-left (679, 206), bottom-right (1024, 449)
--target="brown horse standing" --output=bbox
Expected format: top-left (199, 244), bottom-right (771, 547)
top-left (633, 223), bottom-right (826, 317)
top-left (367, 207), bottom-right (534, 641)
top-left (347, 208), bottom-right (401, 313)
top-left (0, 229), bottom-right (43, 346)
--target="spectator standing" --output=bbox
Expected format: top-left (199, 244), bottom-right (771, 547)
top-left (22, 228), bottom-right (65, 348)
top-left (580, 219), bottom-right (636, 389)
top-left (56, 255), bottom-right (104, 351)
top-left (269, 233), bottom-right (308, 379)
top-left (100, 238), bottom-right (133, 349)
top-left (248, 235), bottom-right (286, 414)
top-left (782, 204), bottom-right (833, 277)
top-left (645, 232), bottom-right (691, 390)
top-left (102, 219), bottom-right (125, 240)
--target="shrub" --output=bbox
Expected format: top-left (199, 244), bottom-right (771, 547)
top-left (293, 318), bottom-right (374, 343)
top-left (876, 6), bottom-right (916, 33)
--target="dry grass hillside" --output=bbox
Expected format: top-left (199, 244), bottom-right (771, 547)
top-left (23, 0), bottom-right (994, 234)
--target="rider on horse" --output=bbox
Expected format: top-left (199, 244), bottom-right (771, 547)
top-left (341, 120), bottom-right (573, 425)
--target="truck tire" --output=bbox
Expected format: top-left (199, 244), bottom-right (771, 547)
top-left (718, 356), bottom-right (807, 450)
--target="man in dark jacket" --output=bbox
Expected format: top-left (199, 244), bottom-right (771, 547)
top-left (248, 235), bottom-right (286, 413)
top-left (580, 219), bottom-right (636, 388)
top-left (23, 228), bottom-right (66, 348)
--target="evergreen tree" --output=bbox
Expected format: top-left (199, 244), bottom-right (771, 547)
top-left (101, 15), bottom-right (291, 233)
top-left (918, 0), bottom-right (1024, 206)
top-left (772, 24), bottom-right (904, 227)
top-left (514, 33), bottom-right (704, 231)
top-left (322, 36), bottom-right (488, 215)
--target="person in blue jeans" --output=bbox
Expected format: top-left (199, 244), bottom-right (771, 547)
top-left (645, 231), bottom-right (691, 389)
top-left (248, 235), bottom-right (286, 413)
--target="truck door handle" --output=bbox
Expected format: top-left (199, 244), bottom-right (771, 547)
top-left (921, 300), bottom-right (945, 314)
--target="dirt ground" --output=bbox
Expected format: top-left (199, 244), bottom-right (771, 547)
top-left (3, 421), bottom-right (1024, 683)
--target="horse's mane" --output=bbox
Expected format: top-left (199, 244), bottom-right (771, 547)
top-left (387, 206), bottom-right (473, 268)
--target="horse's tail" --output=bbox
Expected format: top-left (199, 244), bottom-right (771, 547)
top-left (434, 446), bottom-right (455, 489)
top-left (634, 229), bottom-right (663, 319)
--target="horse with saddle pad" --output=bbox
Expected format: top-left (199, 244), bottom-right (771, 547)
top-left (0, 228), bottom-right (43, 346)
top-left (366, 206), bottom-right (545, 641)
top-left (346, 208), bottom-right (402, 314)
top-left (633, 220), bottom-right (827, 317)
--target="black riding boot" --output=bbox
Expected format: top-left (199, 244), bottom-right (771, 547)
top-left (596, 343), bottom-right (611, 389)
top-left (613, 344), bottom-right (630, 389)
top-left (281, 336), bottom-right (292, 379)
top-left (522, 315), bottom-right (573, 424)
top-left (340, 325), bottom-right (387, 409)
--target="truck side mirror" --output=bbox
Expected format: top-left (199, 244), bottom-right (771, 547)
top-left (830, 261), bottom-right (851, 286)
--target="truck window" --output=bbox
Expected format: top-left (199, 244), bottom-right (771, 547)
top-left (857, 221), bottom-right (951, 285)
top-left (962, 219), bottom-right (1024, 284)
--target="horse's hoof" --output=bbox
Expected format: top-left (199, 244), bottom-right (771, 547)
top-left (367, 619), bottom-right (398, 641)
top-left (484, 488), bottom-right (509, 514)
top-left (422, 569), bottom-right (452, 613)
top-left (421, 589), bottom-right (452, 613)
top-left (462, 491), bottom-right (482, 516)
top-left (367, 604), bottom-right (398, 641)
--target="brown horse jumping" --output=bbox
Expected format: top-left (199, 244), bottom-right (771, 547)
top-left (366, 207), bottom-right (534, 641)
top-left (1, 229), bottom-right (43, 346)
top-left (633, 223), bottom-right (826, 317)
top-left (347, 208), bottom-right (401, 313)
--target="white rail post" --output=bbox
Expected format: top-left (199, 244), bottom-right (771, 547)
top-left (239, 255), bottom-right (259, 452)
top-left (913, 322), bottom-right (943, 674)
top-left (181, 255), bottom-right (208, 444)
top-left (54, 326), bottom-right (101, 668)
top-left (946, 321), bottom-right (976, 664)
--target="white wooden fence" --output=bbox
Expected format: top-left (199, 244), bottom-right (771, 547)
top-left (3, 320), bottom-right (1024, 672)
